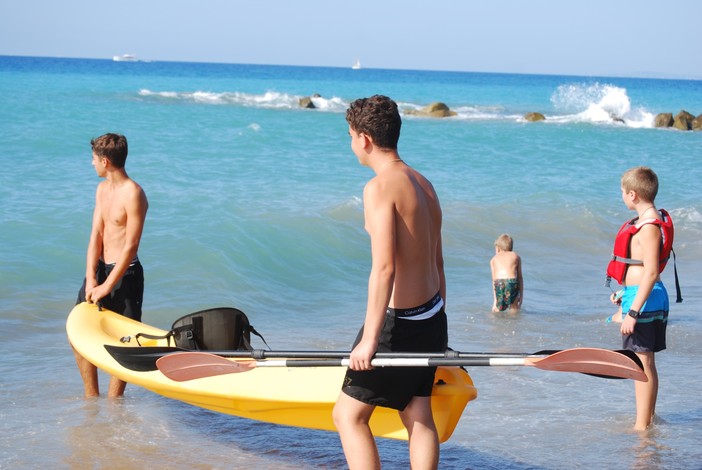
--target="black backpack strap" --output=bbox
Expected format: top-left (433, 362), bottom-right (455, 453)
top-left (247, 325), bottom-right (271, 350)
top-left (671, 247), bottom-right (682, 303)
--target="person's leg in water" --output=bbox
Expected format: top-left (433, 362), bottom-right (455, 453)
top-left (333, 393), bottom-right (381, 470)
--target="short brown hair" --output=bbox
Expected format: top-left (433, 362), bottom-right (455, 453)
top-left (345, 95), bottom-right (401, 150)
top-left (495, 234), bottom-right (513, 251)
top-left (91, 133), bottom-right (128, 169)
top-left (621, 166), bottom-right (658, 202)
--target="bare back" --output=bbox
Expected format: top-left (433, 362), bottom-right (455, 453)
top-left (491, 251), bottom-right (520, 280)
top-left (364, 163), bottom-right (443, 308)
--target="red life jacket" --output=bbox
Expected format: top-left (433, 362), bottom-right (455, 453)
top-left (606, 208), bottom-right (674, 285)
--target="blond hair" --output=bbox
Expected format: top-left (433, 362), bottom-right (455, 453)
top-left (494, 233), bottom-right (513, 251)
top-left (621, 166), bottom-right (658, 203)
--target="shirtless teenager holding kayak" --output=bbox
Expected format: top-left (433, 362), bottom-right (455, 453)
top-left (333, 95), bottom-right (447, 470)
top-left (70, 133), bottom-right (148, 398)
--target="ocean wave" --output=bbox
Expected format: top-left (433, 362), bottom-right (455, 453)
top-left (138, 85), bottom-right (656, 128)
top-left (136, 89), bottom-right (532, 123)
top-left (549, 82), bottom-right (655, 128)
top-left (669, 206), bottom-right (702, 236)
top-left (138, 88), bottom-right (348, 112)
top-left (326, 196), bottom-right (363, 222)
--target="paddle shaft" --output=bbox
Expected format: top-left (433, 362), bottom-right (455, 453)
top-left (248, 357), bottom-right (534, 368)
top-left (107, 345), bottom-right (558, 361)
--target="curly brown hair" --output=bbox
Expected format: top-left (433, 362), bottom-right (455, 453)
top-left (345, 95), bottom-right (401, 150)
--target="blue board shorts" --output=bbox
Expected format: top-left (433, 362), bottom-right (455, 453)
top-left (620, 282), bottom-right (669, 353)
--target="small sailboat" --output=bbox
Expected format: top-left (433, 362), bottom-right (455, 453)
top-left (113, 54), bottom-right (138, 62)
top-left (352, 58), bottom-right (362, 70)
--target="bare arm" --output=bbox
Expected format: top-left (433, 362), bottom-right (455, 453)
top-left (84, 186), bottom-right (104, 294)
top-left (436, 233), bottom-right (446, 310)
top-left (516, 255), bottom-right (523, 307)
top-left (489, 257), bottom-right (498, 311)
top-left (349, 180), bottom-right (395, 370)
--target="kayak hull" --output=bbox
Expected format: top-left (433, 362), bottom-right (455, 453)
top-left (67, 302), bottom-right (477, 441)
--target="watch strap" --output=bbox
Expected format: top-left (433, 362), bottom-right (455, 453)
top-left (627, 309), bottom-right (641, 318)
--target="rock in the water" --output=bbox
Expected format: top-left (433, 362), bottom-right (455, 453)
top-left (405, 102), bottom-right (457, 118)
top-left (524, 112), bottom-right (546, 122)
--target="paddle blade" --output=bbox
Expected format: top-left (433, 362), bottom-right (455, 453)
top-left (528, 348), bottom-right (647, 382)
top-left (157, 352), bottom-right (255, 381)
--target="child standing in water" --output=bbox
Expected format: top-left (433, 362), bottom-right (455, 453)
top-left (606, 166), bottom-right (673, 431)
top-left (490, 234), bottom-right (523, 313)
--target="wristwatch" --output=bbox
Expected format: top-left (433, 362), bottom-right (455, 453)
top-left (627, 309), bottom-right (641, 319)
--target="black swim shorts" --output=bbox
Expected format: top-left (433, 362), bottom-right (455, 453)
top-left (77, 259), bottom-right (144, 321)
top-left (341, 306), bottom-right (448, 411)
top-left (622, 310), bottom-right (668, 353)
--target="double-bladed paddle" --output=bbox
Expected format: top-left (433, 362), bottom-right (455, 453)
top-left (153, 348), bottom-right (648, 382)
top-left (104, 344), bottom-right (643, 376)
top-left (105, 345), bottom-right (571, 371)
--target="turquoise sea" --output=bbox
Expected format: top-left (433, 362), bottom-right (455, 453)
top-left (1, 56), bottom-right (701, 469)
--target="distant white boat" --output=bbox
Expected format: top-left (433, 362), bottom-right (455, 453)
top-left (113, 54), bottom-right (138, 62)
top-left (352, 58), bottom-right (362, 70)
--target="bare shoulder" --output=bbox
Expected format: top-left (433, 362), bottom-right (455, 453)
top-left (122, 178), bottom-right (149, 213)
top-left (364, 170), bottom-right (400, 199)
top-left (408, 166), bottom-right (436, 192)
top-left (636, 222), bottom-right (661, 240)
top-left (363, 175), bottom-right (383, 202)
top-left (633, 222), bottom-right (661, 249)
top-left (127, 178), bottom-right (147, 197)
top-left (511, 252), bottom-right (521, 265)
top-left (95, 180), bottom-right (109, 195)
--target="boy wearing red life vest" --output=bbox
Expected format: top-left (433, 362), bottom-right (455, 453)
top-left (607, 166), bottom-right (671, 431)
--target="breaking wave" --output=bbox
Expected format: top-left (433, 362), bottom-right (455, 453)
top-left (138, 89), bottom-right (348, 112)
top-left (138, 84), bottom-right (656, 128)
top-left (549, 82), bottom-right (655, 128)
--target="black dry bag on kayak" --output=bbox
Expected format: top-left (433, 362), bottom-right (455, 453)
top-left (135, 307), bottom-right (270, 351)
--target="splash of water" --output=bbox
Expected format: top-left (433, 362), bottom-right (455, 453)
top-left (550, 83), bottom-right (654, 128)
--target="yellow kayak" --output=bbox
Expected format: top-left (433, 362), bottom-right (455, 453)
top-left (66, 302), bottom-right (477, 442)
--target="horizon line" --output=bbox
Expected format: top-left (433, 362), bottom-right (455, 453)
top-left (1, 53), bottom-right (701, 82)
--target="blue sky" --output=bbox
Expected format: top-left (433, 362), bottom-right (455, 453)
top-left (2, 0), bottom-right (700, 79)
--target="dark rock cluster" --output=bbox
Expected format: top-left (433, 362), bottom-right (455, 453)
top-left (655, 111), bottom-right (701, 131)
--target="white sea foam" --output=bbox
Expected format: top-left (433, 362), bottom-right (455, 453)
top-left (309, 95), bottom-right (347, 111)
top-left (138, 88), bottom-right (348, 112)
top-left (670, 206), bottom-right (702, 238)
top-left (452, 105), bottom-right (518, 121)
top-left (549, 82), bottom-right (655, 128)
